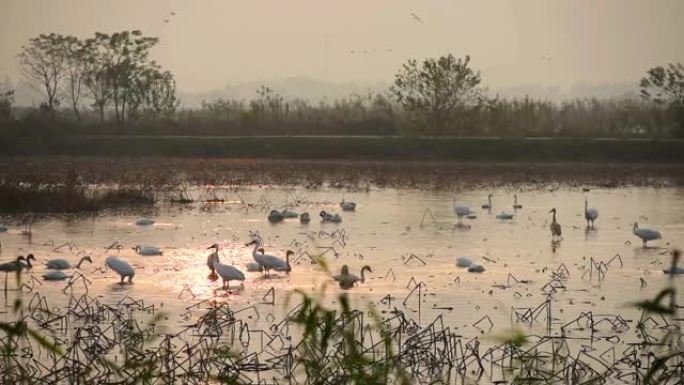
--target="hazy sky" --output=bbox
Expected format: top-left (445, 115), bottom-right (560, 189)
top-left (1, 0), bottom-right (683, 93)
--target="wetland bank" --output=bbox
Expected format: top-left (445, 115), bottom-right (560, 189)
top-left (0, 156), bottom-right (683, 384)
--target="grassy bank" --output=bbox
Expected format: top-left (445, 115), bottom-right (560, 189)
top-left (2, 135), bottom-right (684, 162)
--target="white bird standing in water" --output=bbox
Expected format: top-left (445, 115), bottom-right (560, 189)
top-left (584, 198), bottom-right (599, 228)
top-left (246, 238), bottom-right (292, 277)
top-left (513, 194), bottom-right (523, 209)
top-left (549, 208), bottom-right (562, 239)
top-left (210, 253), bottom-right (245, 289)
top-left (105, 256), bottom-right (135, 283)
top-left (46, 255), bottom-right (92, 270)
top-left (482, 194), bottom-right (493, 209)
top-left (332, 265), bottom-right (372, 289)
top-left (452, 198), bottom-right (471, 224)
top-left (633, 222), bottom-right (661, 247)
top-left (0, 256), bottom-right (27, 292)
top-left (206, 244), bottom-right (220, 275)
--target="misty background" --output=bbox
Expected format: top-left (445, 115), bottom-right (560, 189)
top-left (1, 0), bottom-right (683, 107)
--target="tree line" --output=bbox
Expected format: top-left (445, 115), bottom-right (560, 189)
top-left (2, 31), bottom-right (683, 137)
top-left (14, 31), bottom-right (177, 124)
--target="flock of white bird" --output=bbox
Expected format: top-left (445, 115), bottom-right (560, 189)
top-left (0, 193), bottom-right (678, 294)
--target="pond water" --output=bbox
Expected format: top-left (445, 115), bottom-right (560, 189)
top-left (1, 184), bottom-right (683, 383)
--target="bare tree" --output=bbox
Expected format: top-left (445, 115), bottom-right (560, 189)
top-left (641, 63), bottom-right (684, 136)
top-left (63, 36), bottom-right (86, 122)
top-left (17, 33), bottom-right (70, 118)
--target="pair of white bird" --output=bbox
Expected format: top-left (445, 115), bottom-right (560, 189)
top-left (204, 238), bottom-right (293, 289)
top-left (481, 194), bottom-right (523, 210)
top-left (43, 255), bottom-right (93, 281)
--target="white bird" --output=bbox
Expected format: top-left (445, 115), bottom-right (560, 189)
top-left (549, 208), bottom-right (562, 239)
top-left (633, 222), bottom-right (661, 247)
top-left (280, 209), bottom-right (299, 218)
top-left (42, 271), bottom-right (71, 281)
top-left (496, 212), bottom-right (514, 220)
top-left (320, 211), bottom-right (342, 223)
top-left (340, 200), bottom-right (356, 211)
top-left (332, 265), bottom-right (372, 289)
top-left (246, 239), bottom-right (292, 276)
top-left (135, 218), bottom-right (155, 226)
top-left (19, 254), bottom-right (36, 269)
top-left (211, 254), bottom-right (245, 289)
top-left (584, 198), bottom-right (599, 228)
top-left (46, 255), bottom-right (92, 270)
top-left (482, 194), bottom-right (493, 209)
top-left (513, 194), bottom-right (523, 209)
top-left (134, 245), bottom-right (163, 256)
top-left (268, 210), bottom-right (284, 223)
top-left (452, 198), bottom-right (471, 223)
top-left (456, 257), bottom-right (473, 268)
top-left (246, 247), bottom-right (265, 272)
top-left (206, 244), bottom-right (220, 275)
top-left (300, 212), bottom-right (311, 223)
top-left (105, 256), bottom-right (135, 283)
top-left (0, 256), bottom-right (26, 292)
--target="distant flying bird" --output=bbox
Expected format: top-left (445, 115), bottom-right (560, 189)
top-left (410, 13), bottom-right (423, 23)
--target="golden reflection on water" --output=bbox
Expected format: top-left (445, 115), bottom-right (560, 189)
top-left (0, 185), bottom-right (683, 338)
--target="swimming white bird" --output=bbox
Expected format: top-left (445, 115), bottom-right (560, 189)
top-left (268, 210), bottom-right (285, 223)
top-left (320, 211), bottom-right (342, 223)
top-left (45, 255), bottom-right (92, 270)
top-left (0, 256), bottom-right (26, 292)
top-left (42, 271), bottom-right (71, 281)
top-left (300, 212), bottom-right (311, 223)
top-left (332, 265), bottom-right (372, 289)
top-left (482, 194), bottom-right (493, 209)
top-left (456, 257), bottom-right (473, 268)
top-left (663, 266), bottom-right (684, 275)
top-left (340, 200), bottom-right (356, 211)
top-left (247, 239), bottom-right (292, 276)
top-left (496, 212), bottom-right (514, 220)
top-left (280, 209), bottom-right (299, 218)
top-left (513, 194), bottom-right (523, 209)
top-left (452, 198), bottom-right (471, 223)
top-left (134, 245), bottom-right (163, 256)
top-left (584, 198), bottom-right (599, 228)
top-left (633, 222), bottom-right (661, 247)
top-left (549, 208), bottom-right (562, 239)
top-left (135, 218), bottom-right (155, 226)
top-left (105, 256), bottom-right (135, 283)
top-left (468, 264), bottom-right (486, 273)
top-left (211, 254), bottom-right (245, 289)
top-left (206, 244), bottom-right (220, 275)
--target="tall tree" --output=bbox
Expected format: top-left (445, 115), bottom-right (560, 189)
top-left (82, 33), bottom-right (115, 124)
top-left (63, 36), bottom-right (86, 121)
top-left (107, 31), bottom-right (159, 123)
top-left (390, 54), bottom-right (485, 135)
top-left (640, 63), bottom-right (684, 136)
top-left (0, 90), bottom-right (13, 121)
top-left (17, 33), bottom-right (70, 118)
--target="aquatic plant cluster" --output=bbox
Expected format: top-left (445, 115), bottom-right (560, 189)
top-left (0, 250), bottom-right (682, 384)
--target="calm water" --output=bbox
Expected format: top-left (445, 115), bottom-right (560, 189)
top-left (1, 185), bottom-right (683, 380)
